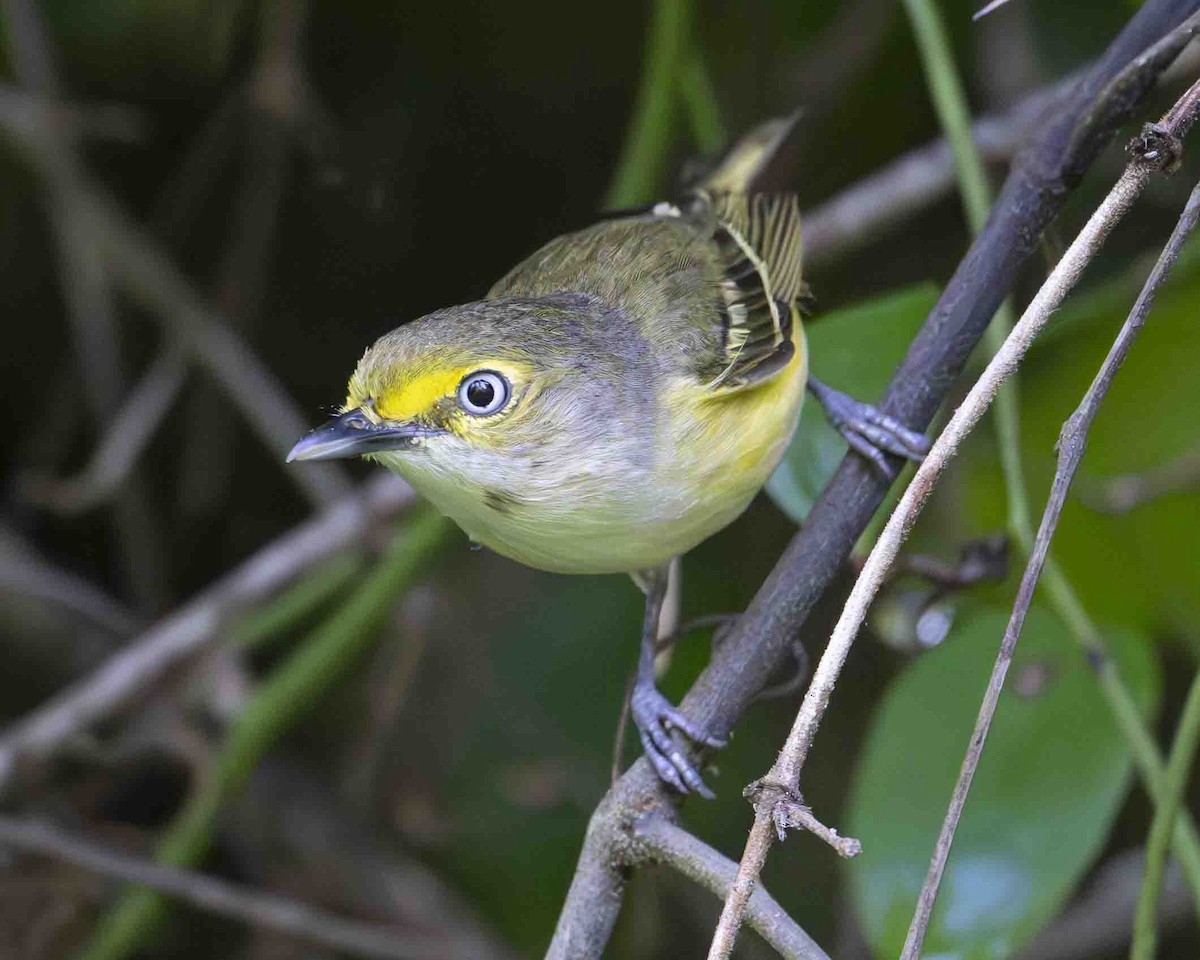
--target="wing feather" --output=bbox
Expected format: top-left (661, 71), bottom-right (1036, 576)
top-left (700, 190), bottom-right (805, 390)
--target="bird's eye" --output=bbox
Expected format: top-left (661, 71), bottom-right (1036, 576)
top-left (457, 371), bottom-right (510, 416)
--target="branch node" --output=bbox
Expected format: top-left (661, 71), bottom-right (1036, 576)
top-left (743, 779), bottom-right (862, 857)
top-left (1129, 121), bottom-right (1184, 173)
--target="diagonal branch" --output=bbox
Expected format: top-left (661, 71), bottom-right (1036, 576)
top-left (0, 814), bottom-right (464, 960)
top-left (633, 815), bottom-right (829, 960)
top-left (903, 165), bottom-right (1200, 960)
top-left (0, 83), bottom-right (352, 510)
top-left (0, 474), bottom-right (413, 798)
top-left (708, 78), bottom-right (1200, 960)
top-left (548, 3), bottom-right (1200, 956)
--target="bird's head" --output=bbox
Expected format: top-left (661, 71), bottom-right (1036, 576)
top-left (287, 295), bottom-right (650, 488)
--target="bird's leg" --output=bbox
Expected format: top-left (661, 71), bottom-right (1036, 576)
top-left (629, 566), bottom-right (726, 797)
top-left (807, 375), bottom-right (931, 477)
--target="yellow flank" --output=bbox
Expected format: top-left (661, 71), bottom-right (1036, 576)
top-left (663, 322), bottom-right (807, 524)
top-left (369, 366), bottom-right (473, 421)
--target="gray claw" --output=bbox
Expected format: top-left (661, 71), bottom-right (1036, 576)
top-left (808, 376), bottom-right (930, 477)
top-left (631, 682), bottom-right (721, 798)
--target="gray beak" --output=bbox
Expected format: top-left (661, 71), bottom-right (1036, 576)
top-left (286, 408), bottom-right (432, 462)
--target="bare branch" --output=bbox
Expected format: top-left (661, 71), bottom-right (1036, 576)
top-left (0, 814), bottom-right (463, 960)
top-left (232, 759), bottom-right (514, 960)
top-left (707, 77), bottom-right (1200, 960)
top-left (633, 815), bottom-right (830, 960)
top-left (2, 0), bottom-right (171, 606)
top-left (0, 474), bottom-right (413, 797)
top-left (0, 527), bottom-right (138, 638)
top-left (549, 5), bottom-right (1200, 956)
top-left (20, 349), bottom-right (186, 515)
top-left (902, 156), bottom-right (1200, 960)
top-left (802, 74), bottom-right (1067, 268)
top-left (0, 85), bottom-right (352, 510)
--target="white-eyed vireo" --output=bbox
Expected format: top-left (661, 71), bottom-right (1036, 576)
top-left (288, 119), bottom-right (928, 795)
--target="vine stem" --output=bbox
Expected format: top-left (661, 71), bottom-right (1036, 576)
top-left (900, 0), bottom-right (1200, 940)
top-left (901, 172), bottom-right (1200, 960)
top-left (706, 148), bottom-right (1163, 960)
top-left (1131, 657), bottom-right (1200, 959)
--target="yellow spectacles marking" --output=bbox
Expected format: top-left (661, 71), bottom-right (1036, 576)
top-left (373, 366), bottom-right (473, 421)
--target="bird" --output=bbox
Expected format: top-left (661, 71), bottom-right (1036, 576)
top-left (287, 118), bottom-right (929, 796)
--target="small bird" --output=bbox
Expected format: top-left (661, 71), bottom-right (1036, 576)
top-left (288, 119), bottom-right (928, 795)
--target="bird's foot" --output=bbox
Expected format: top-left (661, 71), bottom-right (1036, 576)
top-left (631, 680), bottom-right (726, 798)
top-left (808, 376), bottom-right (931, 477)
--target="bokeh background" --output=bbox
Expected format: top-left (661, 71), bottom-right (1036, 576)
top-left (2, 0), bottom-right (1200, 957)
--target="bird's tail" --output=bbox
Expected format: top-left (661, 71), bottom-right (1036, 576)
top-left (693, 111), bottom-right (801, 195)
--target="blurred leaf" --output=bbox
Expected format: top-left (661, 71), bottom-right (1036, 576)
top-left (845, 605), bottom-right (1160, 959)
top-left (766, 283), bottom-right (939, 521)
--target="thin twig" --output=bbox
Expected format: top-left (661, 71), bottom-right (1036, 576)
top-left (801, 74), bottom-right (1067, 268)
top-left (903, 3), bottom-right (1200, 920)
top-left (0, 814), bottom-right (459, 960)
top-left (707, 85), bottom-right (1198, 959)
top-left (0, 88), bottom-right (352, 510)
top-left (80, 512), bottom-right (449, 960)
top-left (0, 474), bottom-right (413, 798)
top-left (550, 5), bottom-right (1200, 956)
top-left (634, 815), bottom-right (830, 960)
top-left (20, 348), bottom-right (186, 515)
top-left (2, 0), bottom-right (170, 607)
top-left (0, 527), bottom-right (139, 637)
top-left (901, 168), bottom-right (1200, 960)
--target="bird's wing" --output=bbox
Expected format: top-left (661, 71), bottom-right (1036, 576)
top-left (699, 190), bottom-right (805, 391)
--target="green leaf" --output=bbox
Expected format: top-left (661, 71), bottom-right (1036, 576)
top-left (845, 605), bottom-right (1160, 959)
top-left (766, 283), bottom-right (939, 522)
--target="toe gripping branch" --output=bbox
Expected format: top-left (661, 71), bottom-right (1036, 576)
top-left (808, 375), bottom-right (932, 477)
top-left (630, 569), bottom-right (727, 798)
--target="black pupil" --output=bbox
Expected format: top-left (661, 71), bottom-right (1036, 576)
top-left (466, 378), bottom-right (495, 409)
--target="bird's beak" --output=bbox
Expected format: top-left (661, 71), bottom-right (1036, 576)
top-left (286, 408), bottom-right (433, 462)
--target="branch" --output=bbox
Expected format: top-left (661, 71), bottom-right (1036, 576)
top-left (548, 4), bottom-right (1200, 956)
top-left (633, 815), bottom-right (829, 960)
top-left (0, 526), bottom-right (138, 638)
top-left (81, 512), bottom-right (449, 960)
top-left (903, 164), bottom-right (1200, 960)
top-left (0, 84), bottom-right (352, 510)
top-left (19, 348), bottom-right (186, 515)
top-left (0, 474), bottom-right (413, 798)
top-left (709, 77), bottom-right (1200, 960)
top-left (0, 814), bottom-right (459, 960)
